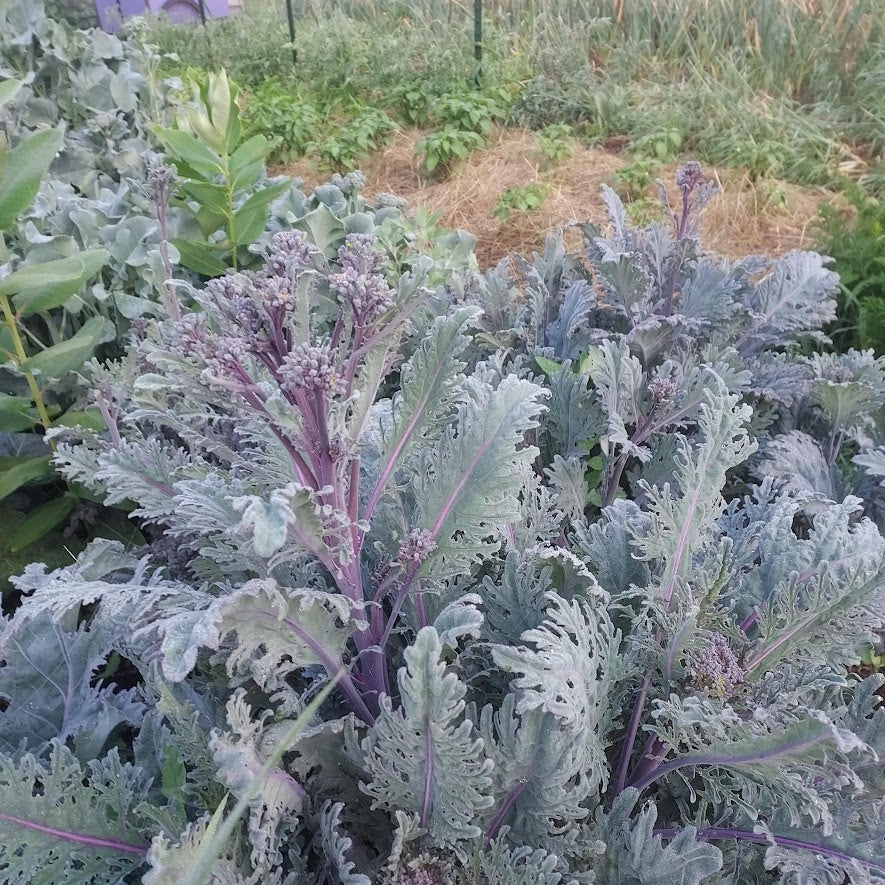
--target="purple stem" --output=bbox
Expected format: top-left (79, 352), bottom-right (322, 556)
top-left (654, 826), bottom-right (885, 876)
top-left (614, 672), bottom-right (651, 794)
top-left (740, 608), bottom-right (760, 634)
top-left (485, 779), bottom-right (528, 844)
top-left (415, 593), bottom-right (428, 629)
top-left (363, 353), bottom-right (450, 525)
top-left (631, 727), bottom-right (831, 795)
top-left (0, 811), bottom-right (147, 856)
top-left (277, 612), bottom-right (375, 726)
top-left (96, 393), bottom-right (121, 447)
top-left (378, 561), bottom-right (421, 652)
top-left (155, 199), bottom-right (181, 323)
top-left (627, 735), bottom-right (667, 789)
top-left (420, 721), bottom-right (434, 829)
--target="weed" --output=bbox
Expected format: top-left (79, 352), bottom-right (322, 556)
top-left (538, 123), bottom-right (574, 165)
top-left (493, 183), bottom-right (551, 220)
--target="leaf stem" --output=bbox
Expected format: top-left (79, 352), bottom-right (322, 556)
top-left (653, 825), bottom-right (885, 876)
top-left (0, 292), bottom-right (53, 434)
top-left (0, 811), bottom-right (147, 856)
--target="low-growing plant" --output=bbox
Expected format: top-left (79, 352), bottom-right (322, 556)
top-left (0, 165), bottom-right (883, 883)
top-left (613, 157), bottom-right (658, 201)
top-left (732, 136), bottom-right (791, 182)
top-left (307, 106), bottom-right (395, 174)
top-left (538, 123), bottom-right (574, 166)
top-left (418, 125), bottom-right (486, 175)
top-left (242, 80), bottom-right (321, 165)
top-left (429, 88), bottom-right (509, 135)
top-left (631, 127), bottom-right (684, 163)
top-left (493, 182), bottom-right (550, 220)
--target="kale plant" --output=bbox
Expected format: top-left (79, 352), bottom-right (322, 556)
top-left (1, 183), bottom-right (882, 882)
top-left (464, 163), bottom-right (885, 528)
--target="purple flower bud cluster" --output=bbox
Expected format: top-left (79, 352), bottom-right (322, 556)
top-left (146, 162), bottom-right (177, 203)
top-left (330, 170), bottom-right (367, 195)
top-left (828, 365), bottom-right (854, 384)
top-left (398, 528), bottom-right (437, 566)
top-left (374, 192), bottom-right (406, 210)
top-left (279, 342), bottom-right (341, 394)
top-left (169, 315), bottom-right (210, 364)
top-left (203, 336), bottom-right (249, 377)
top-left (688, 632), bottom-right (745, 698)
top-left (392, 857), bottom-right (449, 885)
top-left (232, 295), bottom-right (264, 344)
top-left (329, 264), bottom-right (394, 324)
top-left (649, 376), bottom-right (678, 406)
top-left (338, 233), bottom-right (387, 276)
top-left (267, 229), bottom-right (318, 276)
top-left (204, 271), bottom-right (253, 304)
top-left (255, 275), bottom-right (293, 311)
top-left (676, 161), bottom-right (705, 193)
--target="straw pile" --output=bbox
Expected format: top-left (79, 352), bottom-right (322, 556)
top-left (278, 126), bottom-right (841, 268)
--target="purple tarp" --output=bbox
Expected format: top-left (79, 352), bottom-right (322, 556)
top-left (147, 0), bottom-right (231, 23)
top-left (96, 0), bottom-right (230, 32)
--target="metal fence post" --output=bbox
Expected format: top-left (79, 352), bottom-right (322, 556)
top-left (473, 0), bottom-right (482, 83)
top-left (286, 0), bottom-right (298, 66)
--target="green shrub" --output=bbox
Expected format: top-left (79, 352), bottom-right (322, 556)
top-left (242, 80), bottom-right (321, 164)
top-left (418, 125), bottom-right (485, 175)
top-left (818, 184), bottom-right (885, 352)
top-left (308, 106), bottom-right (395, 172)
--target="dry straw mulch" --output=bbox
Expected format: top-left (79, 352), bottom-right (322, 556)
top-left (277, 126), bottom-right (841, 268)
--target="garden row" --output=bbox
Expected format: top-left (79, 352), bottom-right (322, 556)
top-left (0, 2), bottom-right (883, 883)
top-left (132, 0), bottom-right (885, 352)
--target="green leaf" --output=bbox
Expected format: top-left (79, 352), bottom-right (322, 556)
top-left (0, 79), bottom-right (23, 112)
top-left (54, 408), bottom-right (106, 431)
top-left (7, 250), bottom-right (108, 314)
top-left (236, 180), bottom-right (289, 216)
top-left (0, 393), bottom-right (37, 432)
top-left (180, 181), bottom-right (230, 218)
top-left (0, 129), bottom-right (63, 229)
top-left (534, 355), bottom-right (561, 376)
top-left (231, 202), bottom-right (270, 248)
top-left (0, 455), bottom-right (53, 500)
top-left (193, 205), bottom-right (228, 239)
top-left (155, 128), bottom-right (223, 177)
top-left (9, 496), bottom-right (76, 551)
top-left (230, 159), bottom-right (264, 192)
top-left (229, 134), bottom-right (270, 174)
top-left (171, 239), bottom-right (229, 277)
top-left (20, 316), bottom-right (106, 377)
